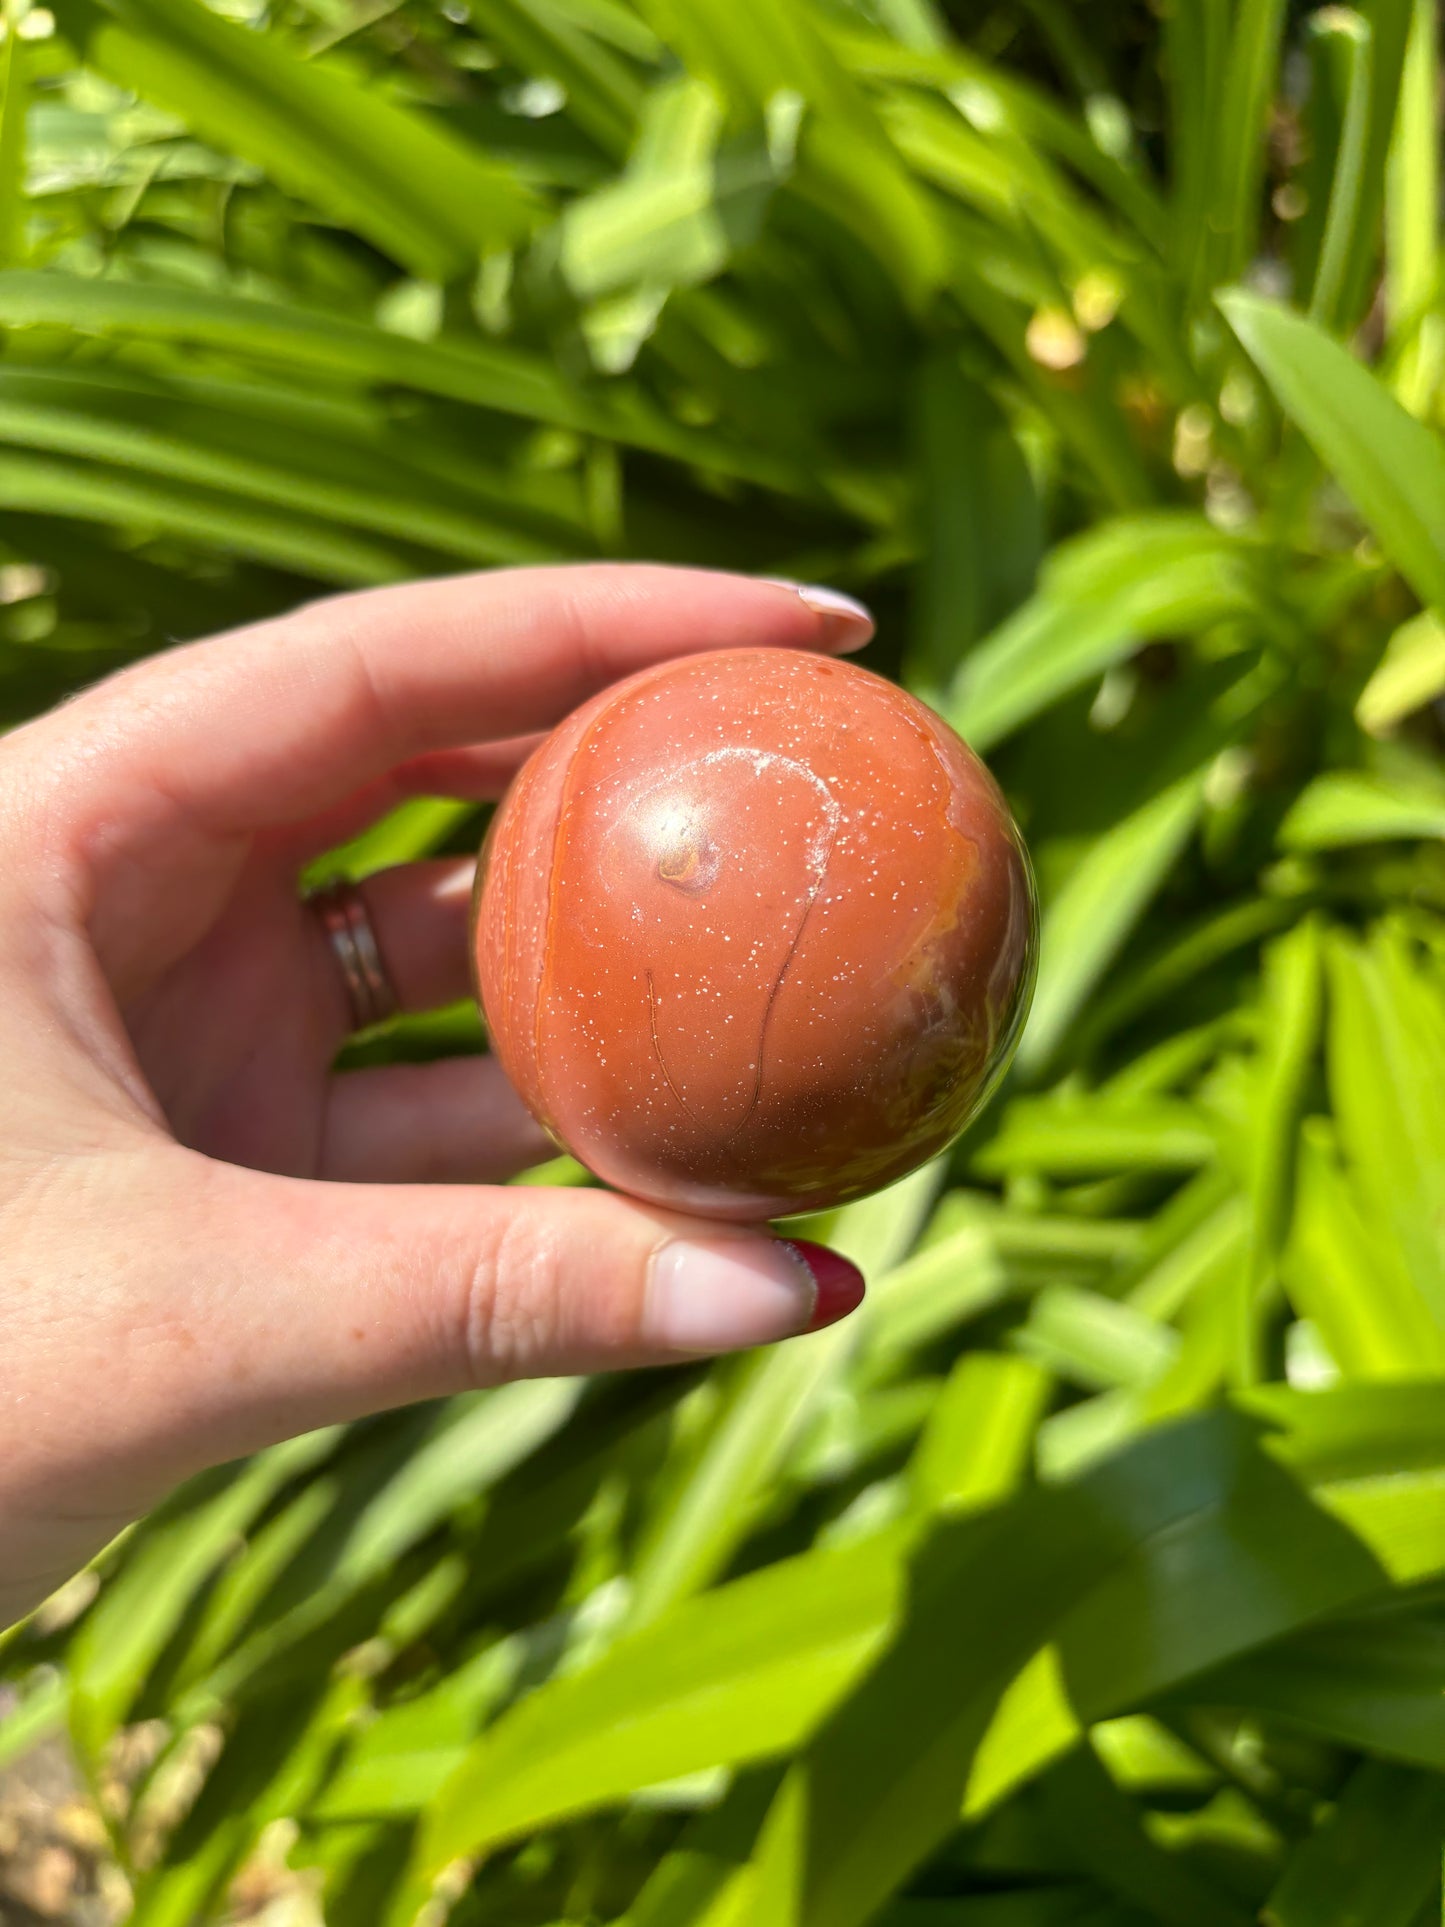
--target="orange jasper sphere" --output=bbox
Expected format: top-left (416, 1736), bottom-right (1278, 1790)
top-left (473, 648), bottom-right (1036, 1221)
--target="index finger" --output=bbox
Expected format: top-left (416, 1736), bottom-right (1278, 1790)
top-left (47, 566), bottom-right (873, 838)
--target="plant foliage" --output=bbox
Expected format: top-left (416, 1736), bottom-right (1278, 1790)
top-left (2, 0), bottom-right (1445, 1920)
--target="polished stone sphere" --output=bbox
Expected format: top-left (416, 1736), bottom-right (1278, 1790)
top-left (473, 647), bottom-right (1036, 1221)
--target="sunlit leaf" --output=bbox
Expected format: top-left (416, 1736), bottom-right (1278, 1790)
top-left (946, 515), bottom-right (1258, 753)
top-left (1280, 768), bottom-right (1445, 848)
top-left (52, 0), bottom-right (541, 279)
top-left (1222, 288), bottom-right (1445, 610)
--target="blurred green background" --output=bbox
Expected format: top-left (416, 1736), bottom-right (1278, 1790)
top-left (2, 0), bottom-right (1445, 1920)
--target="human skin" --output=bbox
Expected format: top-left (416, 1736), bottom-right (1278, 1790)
top-left (0, 565), bottom-right (872, 1629)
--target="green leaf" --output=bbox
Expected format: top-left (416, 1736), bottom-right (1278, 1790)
top-left (191, 1383), bottom-right (581, 1706)
top-left (640, 0), bottom-right (946, 309)
top-left (51, 0), bottom-right (541, 280)
top-left (1033, 1742), bottom-right (1252, 1927)
top-left (627, 1167), bottom-right (939, 1628)
top-left (1356, 610), bottom-right (1445, 734)
top-left (1248, 1387), bottom-right (1445, 1580)
top-left (861, 1214), bottom-right (1013, 1372)
top-left (832, 27), bottom-right (1168, 249)
top-left (1221, 288), bottom-right (1445, 611)
top-left (1280, 769), bottom-right (1445, 848)
top-left (0, 6), bottom-right (26, 269)
top-left (1385, 0), bottom-right (1444, 413)
top-left (1018, 765), bottom-right (1211, 1076)
top-left (872, 1902), bottom-right (1097, 1927)
top-left (314, 1634), bottom-right (534, 1820)
top-left (0, 271), bottom-right (597, 431)
top-left (1202, 0), bottom-right (1289, 290)
top-left (560, 78), bottom-right (785, 304)
top-left (129, 1673), bottom-right (364, 1927)
top-left (66, 1429), bottom-right (339, 1757)
top-left (618, 1770), bottom-right (783, 1927)
top-left (1015, 1287), bottom-right (1177, 1393)
top-left (410, 1532), bottom-right (907, 1881)
top-left (1325, 928), bottom-right (1445, 1327)
top-left (467, 0), bottom-right (645, 156)
top-left (906, 354), bottom-right (1041, 694)
top-left (0, 272), bottom-right (828, 499)
top-left (0, 368), bottom-right (581, 565)
top-left (339, 1382), bottom-right (583, 1590)
top-left (1283, 1123), bottom-right (1445, 1378)
top-left (1263, 1759), bottom-right (1445, 1927)
top-left (1305, 6), bottom-right (1376, 332)
top-left (1077, 896), bottom-right (1298, 1052)
top-left (1249, 1379), bottom-right (1445, 1485)
top-left (0, 448), bottom-right (415, 582)
top-left (1239, 917), bottom-right (1325, 1386)
top-left (0, 1668), bottom-right (68, 1772)
top-left (1308, 0), bottom-right (1414, 332)
top-left (946, 516), bottom-right (1259, 754)
top-left (745, 1410), bottom-right (1388, 1927)
top-left (908, 1352), bottom-right (1049, 1517)
top-left (624, 1342), bottom-right (848, 1630)
top-left (974, 1097), bottom-right (1219, 1178)
top-left (306, 799), bottom-right (480, 888)
top-left (1165, 0), bottom-right (1228, 297)
top-left (1199, 1609), bottom-right (1445, 1772)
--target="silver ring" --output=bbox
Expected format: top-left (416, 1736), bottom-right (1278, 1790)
top-left (306, 876), bottom-right (400, 1032)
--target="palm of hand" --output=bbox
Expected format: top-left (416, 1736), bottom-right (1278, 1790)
top-left (121, 845), bottom-right (342, 1177)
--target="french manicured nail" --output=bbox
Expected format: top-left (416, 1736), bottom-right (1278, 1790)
top-left (766, 579), bottom-right (875, 652)
top-left (646, 1237), bottom-right (865, 1353)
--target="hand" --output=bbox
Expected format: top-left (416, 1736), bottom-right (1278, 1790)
top-left (0, 565), bottom-right (872, 1627)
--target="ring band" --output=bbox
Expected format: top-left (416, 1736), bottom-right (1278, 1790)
top-left (307, 876), bottom-right (400, 1032)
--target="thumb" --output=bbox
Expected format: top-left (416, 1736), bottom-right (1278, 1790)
top-left (123, 1153), bottom-right (866, 1475)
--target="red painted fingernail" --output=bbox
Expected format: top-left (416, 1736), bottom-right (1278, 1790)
top-left (781, 1240), bottom-right (867, 1332)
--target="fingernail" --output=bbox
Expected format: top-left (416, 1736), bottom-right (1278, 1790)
top-left (780, 1240), bottom-right (868, 1332)
top-left (765, 579), bottom-right (875, 652)
top-left (646, 1237), bottom-right (865, 1354)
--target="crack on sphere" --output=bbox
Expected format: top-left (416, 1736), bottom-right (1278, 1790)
top-left (646, 968), bottom-right (702, 1123)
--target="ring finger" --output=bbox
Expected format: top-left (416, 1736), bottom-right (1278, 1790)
top-left (313, 857), bottom-right (478, 1037)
